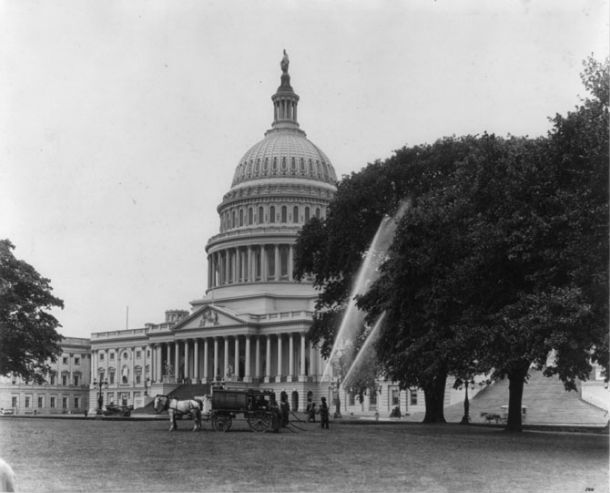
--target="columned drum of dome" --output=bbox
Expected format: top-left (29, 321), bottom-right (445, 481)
top-left (204, 52), bottom-right (337, 300)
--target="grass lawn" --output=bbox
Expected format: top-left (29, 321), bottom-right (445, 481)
top-left (0, 416), bottom-right (607, 492)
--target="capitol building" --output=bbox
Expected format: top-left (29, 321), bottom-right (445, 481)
top-left (2, 53), bottom-right (607, 424)
top-left (0, 52), bottom-right (422, 418)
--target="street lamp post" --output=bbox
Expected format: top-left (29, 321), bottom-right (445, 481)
top-left (92, 378), bottom-right (108, 415)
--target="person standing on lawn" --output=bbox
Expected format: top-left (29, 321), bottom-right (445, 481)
top-left (320, 396), bottom-right (329, 429)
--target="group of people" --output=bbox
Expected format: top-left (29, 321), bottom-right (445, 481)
top-left (306, 396), bottom-right (330, 429)
top-left (270, 392), bottom-right (330, 431)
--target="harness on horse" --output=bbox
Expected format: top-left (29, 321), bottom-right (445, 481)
top-left (157, 395), bottom-right (201, 414)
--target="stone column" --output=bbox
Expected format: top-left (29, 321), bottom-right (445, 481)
top-left (184, 340), bottom-right (190, 381)
top-left (288, 333), bottom-right (294, 382)
top-left (300, 334), bottom-right (306, 381)
top-left (238, 249), bottom-right (242, 283)
top-left (92, 350), bottom-right (97, 377)
top-left (247, 246), bottom-right (253, 283)
top-left (234, 336), bottom-right (240, 379)
top-left (276, 334), bottom-right (283, 382)
top-left (157, 345), bottom-right (163, 382)
top-left (193, 339), bottom-right (199, 382)
top-left (265, 336), bottom-right (271, 383)
top-left (274, 245), bottom-right (280, 281)
top-left (261, 245), bottom-right (267, 282)
top-left (255, 336), bottom-right (261, 380)
top-left (224, 250), bottom-right (229, 285)
top-left (203, 338), bottom-right (209, 382)
top-left (288, 245), bottom-right (294, 281)
top-left (175, 342), bottom-right (180, 382)
top-left (223, 336), bottom-right (229, 379)
top-left (213, 338), bottom-right (219, 381)
top-left (245, 335), bottom-right (251, 382)
top-left (166, 344), bottom-right (171, 379)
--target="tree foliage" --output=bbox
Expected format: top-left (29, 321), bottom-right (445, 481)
top-left (0, 240), bottom-right (64, 383)
top-left (295, 57), bottom-right (608, 429)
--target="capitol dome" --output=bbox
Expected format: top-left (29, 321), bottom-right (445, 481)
top-left (205, 51), bottom-right (337, 298)
top-left (230, 55), bottom-right (336, 189)
top-left (231, 129), bottom-right (336, 188)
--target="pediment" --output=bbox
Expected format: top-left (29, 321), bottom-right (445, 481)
top-left (171, 305), bottom-right (248, 331)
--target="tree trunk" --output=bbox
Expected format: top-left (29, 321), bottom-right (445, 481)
top-left (422, 371), bottom-right (447, 423)
top-left (506, 362), bottom-right (529, 432)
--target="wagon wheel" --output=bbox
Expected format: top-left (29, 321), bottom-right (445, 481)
top-left (247, 411), bottom-right (271, 433)
top-left (212, 416), bottom-right (232, 432)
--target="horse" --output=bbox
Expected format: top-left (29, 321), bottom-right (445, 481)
top-left (153, 394), bottom-right (203, 431)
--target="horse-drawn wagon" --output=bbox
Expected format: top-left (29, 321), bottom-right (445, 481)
top-left (207, 388), bottom-right (277, 432)
top-left (154, 387), bottom-right (278, 433)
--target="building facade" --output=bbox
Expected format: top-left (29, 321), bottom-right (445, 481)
top-left (1, 54), bottom-right (606, 421)
top-left (0, 337), bottom-right (91, 415)
top-left (87, 52), bottom-right (339, 413)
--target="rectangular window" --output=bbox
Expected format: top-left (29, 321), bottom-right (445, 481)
top-left (391, 388), bottom-right (400, 406)
top-left (25, 397), bottom-right (30, 408)
top-left (62, 374), bottom-right (68, 386)
top-left (348, 393), bottom-right (355, 406)
top-left (62, 397), bottom-right (67, 409)
top-left (410, 390), bottom-right (418, 406)
top-left (12, 396), bottom-right (18, 408)
top-left (136, 351), bottom-right (141, 359)
top-left (109, 372), bottom-right (115, 385)
top-left (49, 373), bottom-right (56, 385)
top-left (38, 396), bottom-right (43, 408)
top-left (135, 374), bottom-right (141, 384)
top-left (369, 391), bottom-right (377, 410)
top-left (99, 353), bottom-right (105, 361)
top-left (62, 356), bottom-right (68, 365)
top-left (74, 357), bottom-right (80, 365)
top-left (73, 375), bottom-right (79, 386)
top-left (110, 353), bottom-right (115, 360)
top-left (74, 397), bottom-right (79, 408)
top-left (50, 397), bottom-right (56, 408)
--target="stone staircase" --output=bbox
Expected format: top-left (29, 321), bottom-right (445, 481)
top-left (439, 370), bottom-right (608, 426)
top-left (132, 383), bottom-right (214, 414)
top-left (169, 383), bottom-right (213, 400)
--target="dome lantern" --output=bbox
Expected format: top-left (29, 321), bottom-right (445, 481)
top-left (269, 50), bottom-right (302, 134)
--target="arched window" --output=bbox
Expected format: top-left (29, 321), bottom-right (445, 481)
top-left (315, 208), bottom-right (321, 218)
top-left (269, 206), bottom-right (276, 223)
top-left (293, 206), bottom-right (299, 223)
top-left (258, 206), bottom-right (264, 224)
top-left (281, 206), bottom-right (287, 223)
top-left (248, 207), bottom-right (253, 225)
top-left (304, 207), bottom-right (310, 222)
top-left (232, 211), bottom-right (236, 228)
top-left (239, 209), bottom-right (244, 227)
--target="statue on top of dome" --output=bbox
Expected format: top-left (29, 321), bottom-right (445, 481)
top-left (280, 49), bottom-right (289, 74)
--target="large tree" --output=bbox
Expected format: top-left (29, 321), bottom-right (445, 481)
top-left (0, 239), bottom-right (64, 383)
top-left (295, 137), bottom-right (483, 421)
top-left (360, 57), bottom-right (608, 431)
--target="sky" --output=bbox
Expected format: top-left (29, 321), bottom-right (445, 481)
top-left (1, 0), bottom-right (608, 339)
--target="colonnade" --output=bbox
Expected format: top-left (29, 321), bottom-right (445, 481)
top-left (147, 332), bottom-right (321, 385)
top-left (92, 332), bottom-right (322, 386)
top-left (208, 244), bottom-right (295, 288)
